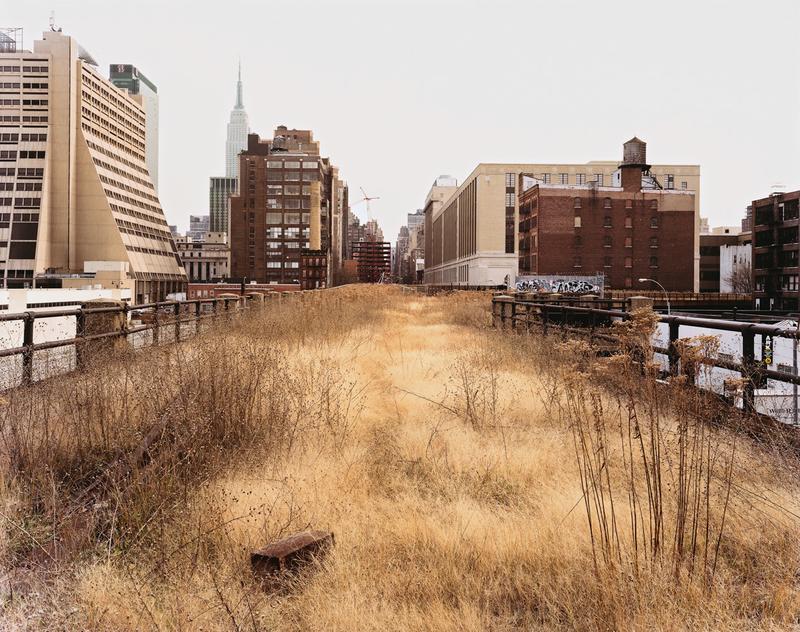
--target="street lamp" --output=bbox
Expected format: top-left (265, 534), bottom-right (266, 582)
top-left (639, 277), bottom-right (671, 315)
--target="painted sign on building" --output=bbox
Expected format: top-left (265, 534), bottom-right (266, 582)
top-left (514, 274), bottom-right (604, 295)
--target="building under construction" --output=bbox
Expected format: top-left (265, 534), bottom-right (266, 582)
top-left (352, 241), bottom-right (391, 283)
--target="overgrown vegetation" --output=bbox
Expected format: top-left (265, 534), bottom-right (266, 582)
top-left (0, 286), bottom-right (798, 630)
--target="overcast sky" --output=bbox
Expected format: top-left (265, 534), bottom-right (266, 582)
top-left (7, 0), bottom-right (800, 241)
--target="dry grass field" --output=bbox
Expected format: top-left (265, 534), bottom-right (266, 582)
top-left (0, 286), bottom-right (799, 630)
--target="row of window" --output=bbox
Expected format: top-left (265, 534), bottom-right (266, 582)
top-left (0, 182), bottom-right (42, 191)
top-left (81, 70), bottom-right (145, 126)
top-left (0, 83), bottom-right (48, 90)
top-left (573, 256), bottom-right (659, 268)
top-left (573, 216), bottom-right (660, 229)
top-left (0, 197), bottom-right (41, 207)
top-left (86, 139), bottom-right (150, 179)
top-left (0, 150), bottom-right (46, 160)
top-left (572, 235), bottom-right (659, 248)
top-left (0, 115), bottom-right (48, 123)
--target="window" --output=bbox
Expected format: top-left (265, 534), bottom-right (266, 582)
top-left (267, 161), bottom-right (283, 168)
top-left (650, 216), bottom-right (659, 228)
top-left (267, 262), bottom-right (281, 269)
top-left (681, 181), bottom-right (688, 190)
top-left (650, 237), bottom-right (658, 248)
top-left (576, 174), bottom-right (586, 185)
top-left (603, 235), bottom-right (612, 247)
top-left (625, 199), bottom-right (633, 209)
top-left (595, 174), bottom-right (604, 186)
top-left (650, 199), bottom-right (658, 210)
top-left (625, 236), bottom-right (632, 248)
top-left (625, 256), bottom-right (632, 268)
top-left (266, 198), bottom-right (280, 209)
top-left (650, 256), bottom-right (659, 268)
top-left (285, 213), bottom-right (301, 224)
top-left (542, 173), bottom-right (551, 184)
top-left (782, 275), bottom-right (798, 291)
top-left (505, 193), bottom-right (515, 207)
top-left (267, 241), bottom-right (281, 249)
top-left (603, 216), bottom-right (612, 228)
top-left (284, 185), bottom-right (301, 195)
top-left (625, 216), bottom-right (632, 228)
top-left (285, 199), bottom-right (301, 209)
top-left (574, 216), bottom-right (581, 228)
top-left (285, 172), bottom-right (300, 181)
top-left (286, 261), bottom-right (299, 269)
top-left (604, 256), bottom-right (612, 268)
top-left (284, 161), bottom-right (301, 169)
top-left (267, 185), bottom-right (282, 195)
top-left (559, 173), bottom-right (568, 185)
top-left (625, 277), bottom-right (632, 288)
top-left (302, 172), bottom-right (318, 181)
top-left (573, 197), bottom-right (582, 209)
top-left (574, 235), bottom-right (582, 246)
top-left (505, 173), bottom-right (515, 188)
top-left (267, 227), bottom-right (282, 238)
top-left (603, 197), bottom-right (612, 209)
top-left (666, 174), bottom-right (675, 190)
top-left (573, 256), bottom-right (582, 268)
top-left (266, 212), bottom-right (281, 224)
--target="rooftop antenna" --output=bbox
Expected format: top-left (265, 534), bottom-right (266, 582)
top-left (49, 11), bottom-right (62, 32)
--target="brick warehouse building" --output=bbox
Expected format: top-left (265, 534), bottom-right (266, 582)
top-left (352, 240), bottom-right (391, 282)
top-left (752, 189), bottom-right (800, 310)
top-left (518, 138), bottom-right (696, 291)
top-left (229, 128), bottom-right (347, 288)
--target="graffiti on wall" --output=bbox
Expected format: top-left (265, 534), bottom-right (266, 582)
top-left (515, 275), bottom-right (604, 295)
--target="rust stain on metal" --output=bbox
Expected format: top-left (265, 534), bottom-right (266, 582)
top-left (251, 530), bottom-right (334, 577)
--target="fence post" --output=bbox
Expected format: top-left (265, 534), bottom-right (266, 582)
top-left (75, 308), bottom-right (86, 370)
top-left (668, 320), bottom-right (680, 376)
top-left (173, 302), bottom-right (181, 343)
top-left (492, 298), bottom-right (498, 328)
top-left (510, 300), bottom-right (517, 332)
top-left (153, 307), bottom-right (160, 346)
top-left (21, 312), bottom-right (34, 386)
top-left (742, 327), bottom-right (756, 414)
top-left (194, 300), bottom-right (201, 334)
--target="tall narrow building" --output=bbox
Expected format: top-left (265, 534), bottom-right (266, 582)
top-left (109, 64), bottom-right (159, 190)
top-left (0, 29), bottom-right (186, 300)
top-left (225, 62), bottom-right (249, 180)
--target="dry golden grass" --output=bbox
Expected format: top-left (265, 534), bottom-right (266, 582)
top-left (0, 286), bottom-right (798, 631)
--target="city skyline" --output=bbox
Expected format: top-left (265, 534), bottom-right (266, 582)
top-left (5, 0), bottom-right (800, 243)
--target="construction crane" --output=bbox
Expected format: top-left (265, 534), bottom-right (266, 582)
top-left (351, 187), bottom-right (380, 222)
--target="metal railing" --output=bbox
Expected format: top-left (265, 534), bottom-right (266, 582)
top-left (0, 293), bottom-right (270, 388)
top-left (492, 294), bottom-right (800, 415)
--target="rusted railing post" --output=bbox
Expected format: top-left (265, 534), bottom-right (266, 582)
top-left (21, 311), bottom-right (34, 386)
top-left (194, 300), bottom-right (201, 335)
top-left (668, 320), bottom-right (680, 376)
top-left (152, 307), bottom-right (160, 346)
top-left (742, 327), bottom-right (756, 414)
top-left (173, 302), bottom-right (181, 343)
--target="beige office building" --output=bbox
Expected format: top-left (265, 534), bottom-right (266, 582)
top-left (0, 29), bottom-right (185, 301)
top-left (424, 156), bottom-right (700, 290)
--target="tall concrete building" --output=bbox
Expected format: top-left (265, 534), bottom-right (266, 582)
top-left (752, 189), bottom-right (800, 310)
top-left (209, 176), bottom-right (237, 233)
top-left (0, 29), bottom-right (185, 300)
top-left (225, 62), bottom-right (249, 180)
top-left (423, 152), bottom-right (700, 289)
top-left (109, 64), bottom-right (159, 190)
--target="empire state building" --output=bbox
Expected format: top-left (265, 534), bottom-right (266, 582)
top-left (225, 62), bottom-right (249, 179)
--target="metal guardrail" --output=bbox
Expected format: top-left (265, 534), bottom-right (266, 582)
top-left (491, 295), bottom-right (800, 414)
top-left (0, 293), bottom-right (272, 387)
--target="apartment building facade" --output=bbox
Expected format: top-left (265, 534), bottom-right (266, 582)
top-left (518, 141), bottom-right (696, 291)
top-left (752, 190), bottom-right (800, 310)
top-left (0, 29), bottom-right (185, 301)
top-left (228, 128), bottom-right (345, 286)
top-left (423, 148), bottom-right (700, 289)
